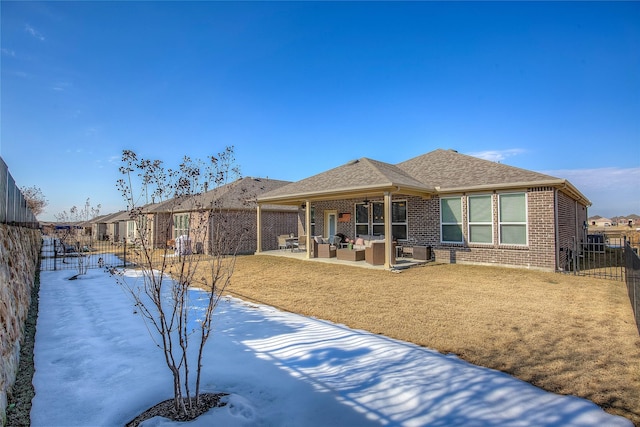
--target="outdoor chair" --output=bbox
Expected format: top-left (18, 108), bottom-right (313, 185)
top-left (297, 235), bottom-right (307, 252)
top-left (277, 235), bottom-right (291, 250)
top-left (313, 236), bottom-right (336, 258)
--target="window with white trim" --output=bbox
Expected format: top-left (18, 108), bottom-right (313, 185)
top-left (498, 193), bottom-right (527, 245)
top-left (173, 213), bottom-right (190, 239)
top-left (127, 220), bottom-right (136, 242)
top-left (310, 207), bottom-right (316, 237)
top-left (468, 195), bottom-right (493, 244)
top-left (441, 197), bottom-right (463, 243)
top-left (391, 200), bottom-right (407, 240)
top-left (356, 201), bottom-right (407, 238)
top-left (355, 203), bottom-right (369, 236)
top-left (372, 202), bottom-right (385, 235)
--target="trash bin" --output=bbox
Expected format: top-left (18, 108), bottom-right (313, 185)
top-left (175, 235), bottom-right (192, 255)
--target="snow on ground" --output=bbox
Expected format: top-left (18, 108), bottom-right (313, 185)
top-left (31, 253), bottom-right (632, 426)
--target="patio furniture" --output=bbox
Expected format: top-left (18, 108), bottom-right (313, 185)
top-left (400, 245), bottom-right (413, 258)
top-left (296, 235), bottom-right (307, 252)
top-left (365, 241), bottom-right (396, 265)
top-left (336, 248), bottom-right (365, 261)
top-left (286, 236), bottom-right (298, 252)
top-left (313, 236), bottom-right (337, 258)
top-left (277, 235), bottom-right (291, 251)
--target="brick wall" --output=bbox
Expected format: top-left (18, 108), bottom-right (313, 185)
top-left (556, 189), bottom-right (588, 271)
top-left (429, 188), bottom-right (560, 270)
top-left (258, 210), bottom-right (299, 253)
top-left (298, 189), bottom-right (585, 271)
top-left (0, 225), bottom-right (41, 425)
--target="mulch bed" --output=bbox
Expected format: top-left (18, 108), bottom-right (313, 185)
top-left (125, 393), bottom-right (228, 426)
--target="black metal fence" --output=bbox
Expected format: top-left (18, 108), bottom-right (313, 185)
top-left (40, 236), bottom-right (128, 272)
top-left (39, 234), bottom-right (199, 272)
top-left (568, 234), bottom-right (639, 282)
top-left (625, 240), bottom-right (640, 335)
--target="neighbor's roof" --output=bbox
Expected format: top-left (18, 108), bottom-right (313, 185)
top-left (258, 149), bottom-right (591, 206)
top-left (142, 177), bottom-right (297, 214)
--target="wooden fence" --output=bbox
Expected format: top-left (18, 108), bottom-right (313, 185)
top-left (0, 156), bottom-right (38, 227)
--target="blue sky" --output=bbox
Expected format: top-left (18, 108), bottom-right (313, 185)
top-left (2, 1), bottom-right (639, 221)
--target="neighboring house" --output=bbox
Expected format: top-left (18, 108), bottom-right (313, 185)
top-left (91, 211), bottom-right (126, 241)
top-left (592, 217), bottom-right (613, 227)
top-left (256, 149), bottom-right (591, 271)
top-left (120, 177), bottom-right (298, 254)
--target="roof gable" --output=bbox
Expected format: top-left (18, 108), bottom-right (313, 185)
top-left (260, 158), bottom-right (432, 202)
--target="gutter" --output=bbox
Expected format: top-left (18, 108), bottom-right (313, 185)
top-left (258, 183), bottom-right (436, 204)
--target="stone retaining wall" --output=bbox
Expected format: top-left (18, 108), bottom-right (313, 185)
top-left (0, 224), bottom-right (41, 426)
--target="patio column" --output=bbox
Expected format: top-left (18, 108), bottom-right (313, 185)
top-left (256, 203), bottom-right (262, 253)
top-left (304, 200), bottom-right (311, 259)
top-left (384, 192), bottom-right (393, 269)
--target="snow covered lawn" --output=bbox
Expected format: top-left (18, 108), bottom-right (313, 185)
top-left (31, 260), bottom-right (632, 426)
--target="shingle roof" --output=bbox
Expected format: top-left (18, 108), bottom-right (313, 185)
top-left (143, 177), bottom-right (296, 213)
top-left (258, 148), bottom-right (590, 205)
top-left (397, 149), bottom-right (559, 190)
top-left (258, 157), bottom-right (434, 202)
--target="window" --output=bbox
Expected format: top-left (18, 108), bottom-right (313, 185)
top-left (173, 213), bottom-right (190, 238)
top-left (310, 207), bottom-right (316, 237)
top-left (441, 197), bottom-right (463, 243)
top-left (499, 193), bottom-right (527, 245)
top-left (127, 220), bottom-right (136, 242)
top-left (355, 203), bottom-right (369, 236)
top-left (362, 201), bottom-right (407, 238)
top-left (372, 202), bottom-right (385, 235)
top-left (392, 201), bottom-right (407, 240)
top-left (468, 195), bottom-right (493, 244)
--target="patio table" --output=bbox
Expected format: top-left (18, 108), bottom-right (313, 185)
top-left (286, 237), bottom-right (298, 252)
top-left (336, 248), bottom-right (365, 261)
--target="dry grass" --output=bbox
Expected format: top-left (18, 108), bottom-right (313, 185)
top-left (195, 255), bottom-right (640, 425)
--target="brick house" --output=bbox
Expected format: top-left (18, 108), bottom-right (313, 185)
top-left (96, 177), bottom-right (298, 254)
top-left (256, 149), bottom-right (591, 271)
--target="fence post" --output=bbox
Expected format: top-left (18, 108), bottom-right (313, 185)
top-left (54, 239), bottom-right (58, 271)
top-left (572, 236), bottom-right (578, 275)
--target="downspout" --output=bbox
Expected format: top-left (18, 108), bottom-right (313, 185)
top-left (304, 200), bottom-right (311, 259)
top-left (256, 204), bottom-right (262, 253)
top-left (554, 188), bottom-right (560, 272)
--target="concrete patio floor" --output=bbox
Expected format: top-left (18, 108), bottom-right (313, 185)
top-left (258, 248), bottom-right (429, 270)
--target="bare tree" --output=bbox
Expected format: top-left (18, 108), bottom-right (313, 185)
top-left (54, 198), bottom-right (102, 223)
top-left (112, 147), bottom-right (247, 420)
top-left (20, 185), bottom-right (48, 217)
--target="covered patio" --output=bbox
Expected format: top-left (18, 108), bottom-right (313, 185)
top-left (255, 157), bottom-right (436, 270)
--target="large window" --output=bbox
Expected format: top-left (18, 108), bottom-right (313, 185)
top-left (127, 220), bottom-right (136, 242)
top-left (355, 203), bottom-right (369, 236)
top-left (372, 202), bottom-right (385, 236)
top-left (173, 213), bottom-right (190, 238)
top-left (310, 207), bottom-right (316, 237)
top-left (391, 201), bottom-right (407, 240)
top-left (468, 195), bottom-right (493, 244)
top-left (499, 193), bottom-right (527, 245)
top-left (355, 200), bottom-right (407, 238)
top-left (441, 197), bottom-right (463, 243)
